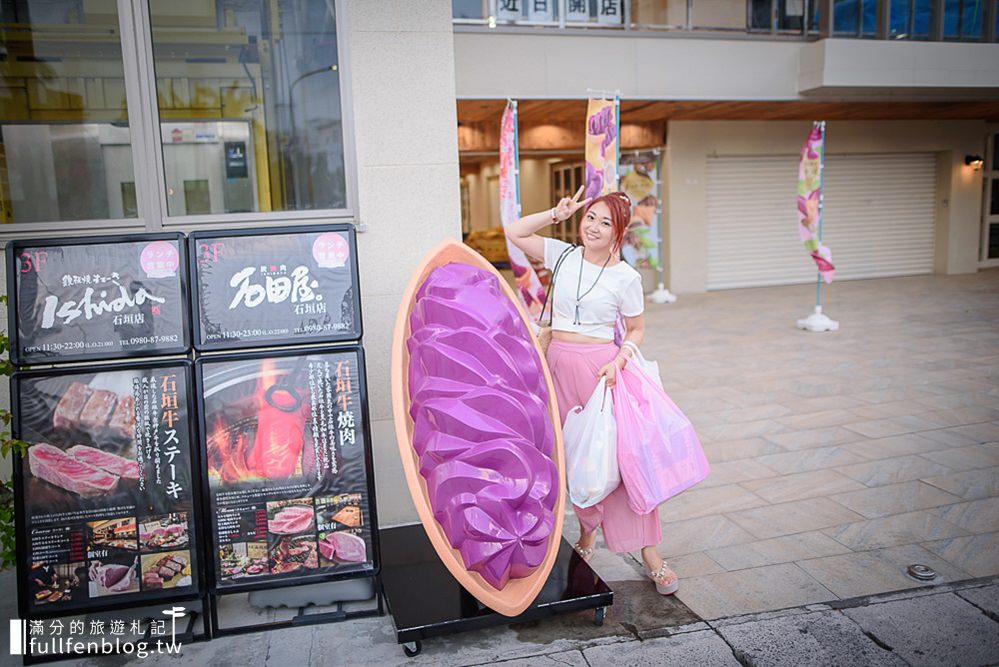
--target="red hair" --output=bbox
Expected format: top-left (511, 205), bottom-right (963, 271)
top-left (581, 191), bottom-right (631, 251)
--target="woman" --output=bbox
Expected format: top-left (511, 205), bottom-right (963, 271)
top-left (504, 186), bottom-right (679, 595)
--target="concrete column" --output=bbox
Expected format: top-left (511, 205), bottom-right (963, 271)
top-left (344, 0), bottom-right (461, 524)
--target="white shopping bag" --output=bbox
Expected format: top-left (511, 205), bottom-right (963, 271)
top-left (621, 340), bottom-right (663, 387)
top-left (563, 378), bottom-right (620, 508)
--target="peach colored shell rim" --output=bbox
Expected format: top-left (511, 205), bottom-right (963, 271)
top-left (390, 239), bottom-right (566, 618)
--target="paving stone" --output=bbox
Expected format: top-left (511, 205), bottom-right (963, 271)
top-left (955, 582), bottom-right (999, 619)
top-left (716, 611), bottom-right (907, 667)
top-left (706, 531), bottom-right (851, 571)
top-left (795, 544), bottom-right (973, 599)
top-left (698, 419), bottom-right (788, 444)
top-left (920, 444), bottom-right (999, 472)
top-left (657, 483), bottom-right (769, 522)
top-left (583, 631), bottom-right (740, 666)
top-left (918, 427), bottom-right (993, 448)
top-left (821, 509), bottom-right (971, 551)
top-left (701, 437), bottom-right (786, 463)
top-left (922, 532), bottom-right (999, 577)
top-left (465, 649), bottom-right (588, 667)
top-left (658, 551), bottom-right (728, 578)
top-left (726, 497), bottom-right (867, 540)
top-left (740, 469), bottom-right (866, 504)
top-left (659, 514), bottom-right (760, 557)
top-left (696, 459), bottom-right (781, 488)
top-left (828, 481), bottom-right (964, 519)
top-left (766, 427), bottom-right (864, 451)
top-left (756, 446), bottom-right (868, 475)
top-left (673, 562), bottom-right (836, 620)
top-left (843, 593), bottom-right (999, 667)
top-left (843, 416), bottom-right (944, 439)
top-left (928, 497), bottom-right (999, 533)
top-left (921, 466), bottom-right (999, 500)
top-left (833, 455), bottom-right (954, 487)
top-left (840, 434), bottom-right (949, 460)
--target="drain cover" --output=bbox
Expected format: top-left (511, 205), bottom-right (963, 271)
top-left (907, 564), bottom-right (937, 581)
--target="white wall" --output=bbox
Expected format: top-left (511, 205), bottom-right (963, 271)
top-left (453, 32), bottom-right (801, 101)
top-left (666, 119), bottom-right (988, 293)
top-left (455, 32), bottom-right (999, 102)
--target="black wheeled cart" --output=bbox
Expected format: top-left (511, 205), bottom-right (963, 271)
top-left (379, 524), bottom-right (613, 657)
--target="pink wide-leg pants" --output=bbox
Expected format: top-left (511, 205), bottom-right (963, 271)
top-left (546, 339), bottom-right (662, 554)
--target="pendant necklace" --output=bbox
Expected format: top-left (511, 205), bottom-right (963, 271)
top-left (574, 247), bottom-right (611, 325)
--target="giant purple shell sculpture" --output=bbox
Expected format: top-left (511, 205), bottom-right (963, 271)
top-left (391, 240), bottom-right (566, 617)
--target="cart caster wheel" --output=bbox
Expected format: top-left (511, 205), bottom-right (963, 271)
top-left (403, 640), bottom-right (422, 657)
top-left (594, 607), bottom-right (606, 627)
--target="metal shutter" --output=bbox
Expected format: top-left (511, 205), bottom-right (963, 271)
top-left (706, 153), bottom-right (937, 290)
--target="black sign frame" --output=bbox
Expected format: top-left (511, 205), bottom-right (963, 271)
top-left (193, 344), bottom-right (380, 597)
top-left (188, 224), bottom-right (363, 352)
top-left (12, 359), bottom-right (208, 621)
top-left (5, 232), bottom-right (192, 367)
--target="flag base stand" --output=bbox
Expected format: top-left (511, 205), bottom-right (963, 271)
top-left (649, 283), bottom-right (677, 304)
top-left (797, 305), bottom-right (839, 332)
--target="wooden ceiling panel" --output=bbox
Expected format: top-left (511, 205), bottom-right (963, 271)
top-left (458, 99), bottom-right (999, 126)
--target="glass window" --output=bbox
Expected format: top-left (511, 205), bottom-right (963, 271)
top-left (890, 0), bottom-right (932, 39)
top-left (453, 0), bottom-right (485, 19)
top-left (0, 1), bottom-right (137, 224)
top-left (944, 0), bottom-right (982, 39)
top-left (149, 0), bottom-right (347, 216)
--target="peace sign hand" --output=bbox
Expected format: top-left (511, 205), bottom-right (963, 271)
top-left (553, 186), bottom-right (591, 223)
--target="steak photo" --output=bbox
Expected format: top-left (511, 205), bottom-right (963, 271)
top-left (52, 382), bottom-right (138, 443)
top-left (67, 445), bottom-right (139, 480)
top-left (52, 382), bottom-right (93, 431)
top-left (28, 443), bottom-right (119, 498)
top-left (107, 395), bottom-right (136, 440)
top-left (78, 389), bottom-right (118, 437)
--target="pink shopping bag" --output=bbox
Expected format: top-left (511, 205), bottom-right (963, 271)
top-left (611, 362), bottom-right (710, 515)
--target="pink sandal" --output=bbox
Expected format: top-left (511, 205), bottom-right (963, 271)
top-left (648, 561), bottom-right (679, 595)
top-left (573, 541), bottom-right (595, 562)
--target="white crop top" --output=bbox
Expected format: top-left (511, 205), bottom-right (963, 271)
top-left (543, 237), bottom-right (644, 340)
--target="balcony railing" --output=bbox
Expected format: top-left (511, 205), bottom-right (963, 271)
top-left (452, 0), bottom-right (998, 41)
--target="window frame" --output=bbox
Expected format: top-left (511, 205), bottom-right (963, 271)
top-left (0, 0), bottom-right (359, 242)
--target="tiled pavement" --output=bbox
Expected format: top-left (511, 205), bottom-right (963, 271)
top-left (561, 269), bottom-right (999, 621)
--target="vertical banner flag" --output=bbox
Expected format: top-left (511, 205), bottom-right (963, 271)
top-left (798, 121), bottom-right (835, 283)
top-left (584, 97), bottom-right (619, 200)
top-left (619, 151), bottom-right (661, 271)
top-left (499, 100), bottom-right (546, 319)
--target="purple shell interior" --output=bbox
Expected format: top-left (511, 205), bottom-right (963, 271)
top-left (407, 262), bottom-right (557, 590)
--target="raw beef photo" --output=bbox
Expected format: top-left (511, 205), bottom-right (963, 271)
top-left (28, 443), bottom-right (119, 498)
top-left (329, 531), bottom-right (366, 564)
top-left (268, 504), bottom-right (315, 535)
top-left (89, 558), bottom-right (138, 596)
top-left (67, 445), bottom-right (139, 480)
